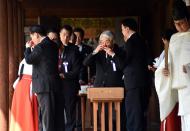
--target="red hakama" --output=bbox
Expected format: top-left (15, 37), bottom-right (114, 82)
top-left (160, 104), bottom-right (181, 131)
top-left (9, 75), bottom-right (38, 131)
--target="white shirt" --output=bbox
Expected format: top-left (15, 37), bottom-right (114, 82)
top-left (153, 51), bottom-right (165, 68)
top-left (13, 59), bottom-right (32, 88)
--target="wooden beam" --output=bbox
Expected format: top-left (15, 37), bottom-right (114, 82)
top-left (21, 0), bottom-right (138, 8)
top-left (24, 6), bottom-right (147, 18)
top-left (21, 0), bottom-right (148, 18)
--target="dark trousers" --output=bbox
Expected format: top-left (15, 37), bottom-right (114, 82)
top-left (55, 92), bottom-right (65, 131)
top-left (120, 100), bottom-right (127, 131)
top-left (55, 93), bottom-right (82, 131)
top-left (58, 80), bottom-right (80, 131)
top-left (37, 92), bottom-right (55, 131)
top-left (124, 87), bottom-right (148, 131)
top-left (76, 95), bottom-right (82, 131)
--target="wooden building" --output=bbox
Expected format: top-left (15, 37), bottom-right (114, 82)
top-left (0, 0), bottom-right (190, 130)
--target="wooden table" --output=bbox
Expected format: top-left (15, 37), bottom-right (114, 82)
top-left (87, 87), bottom-right (124, 131)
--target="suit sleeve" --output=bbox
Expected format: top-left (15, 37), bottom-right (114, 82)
top-left (83, 53), bottom-right (97, 66)
top-left (112, 47), bottom-right (126, 70)
top-left (24, 46), bottom-right (42, 64)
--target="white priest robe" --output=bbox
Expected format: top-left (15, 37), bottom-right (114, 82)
top-left (169, 31), bottom-right (190, 116)
top-left (155, 52), bottom-right (178, 121)
top-left (155, 31), bottom-right (190, 121)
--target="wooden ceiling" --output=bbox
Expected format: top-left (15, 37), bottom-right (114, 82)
top-left (20, 0), bottom-right (159, 18)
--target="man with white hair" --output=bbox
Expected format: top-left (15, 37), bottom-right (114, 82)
top-left (83, 30), bottom-right (126, 130)
top-left (83, 30), bottom-right (124, 88)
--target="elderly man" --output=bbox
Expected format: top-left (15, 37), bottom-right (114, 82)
top-left (83, 30), bottom-right (126, 130)
top-left (83, 30), bottom-right (124, 87)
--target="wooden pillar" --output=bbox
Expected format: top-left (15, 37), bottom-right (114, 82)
top-left (17, 3), bottom-right (24, 61)
top-left (20, 6), bottom-right (25, 57)
top-left (13, 0), bottom-right (19, 72)
top-left (0, 0), bottom-right (9, 130)
top-left (152, 2), bottom-right (165, 56)
top-left (8, 0), bottom-right (24, 110)
top-left (148, 3), bottom-right (162, 123)
top-left (7, 0), bottom-right (15, 111)
top-left (17, 4), bottom-right (22, 62)
top-left (140, 1), bottom-right (163, 125)
top-left (163, 0), bottom-right (174, 28)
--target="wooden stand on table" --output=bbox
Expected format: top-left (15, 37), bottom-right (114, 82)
top-left (164, 41), bottom-right (169, 69)
top-left (87, 87), bottom-right (124, 131)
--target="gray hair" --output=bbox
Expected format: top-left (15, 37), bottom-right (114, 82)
top-left (99, 30), bottom-right (114, 42)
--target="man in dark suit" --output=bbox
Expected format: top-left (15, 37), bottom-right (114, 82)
top-left (121, 18), bottom-right (150, 131)
top-left (24, 25), bottom-right (61, 131)
top-left (83, 30), bottom-right (126, 130)
top-left (73, 27), bottom-right (94, 130)
top-left (57, 25), bottom-right (82, 131)
top-left (73, 27), bottom-right (94, 85)
top-left (47, 28), bottom-right (62, 48)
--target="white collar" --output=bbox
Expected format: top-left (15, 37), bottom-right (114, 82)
top-left (127, 31), bottom-right (135, 39)
top-left (63, 43), bottom-right (68, 46)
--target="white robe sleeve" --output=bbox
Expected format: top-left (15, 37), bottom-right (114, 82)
top-left (153, 51), bottom-right (165, 68)
top-left (155, 50), bottom-right (178, 121)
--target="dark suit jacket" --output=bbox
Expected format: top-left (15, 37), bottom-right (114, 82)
top-left (24, 37), bottom-right (61, 93)
top-left (83, 44), bottom-right (124, 87)
top-left (78, 44), bottom-right (94, 84)
top-left (59, 44), bottom-right (81, 91)
top-left (122, 33), bottom-right (149, 89)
